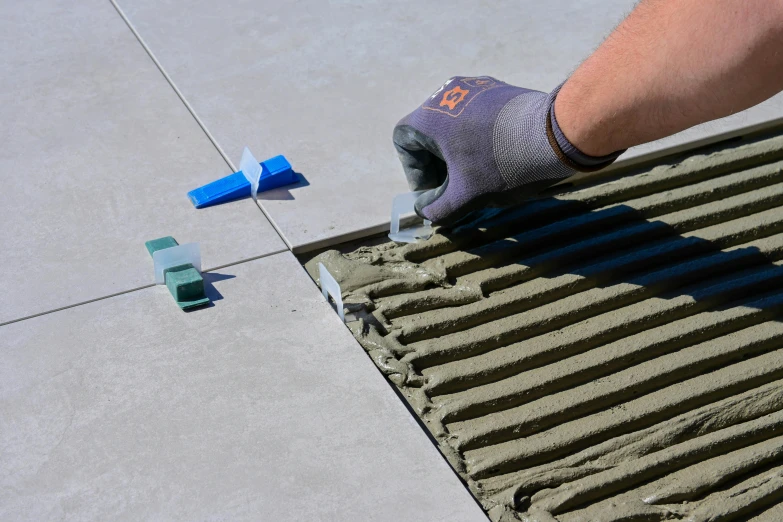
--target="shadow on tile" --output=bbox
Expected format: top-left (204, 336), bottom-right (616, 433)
top-left (257, 171), bottom-right (310, 201)
top-left (183, 272), bottom-right (235, 311)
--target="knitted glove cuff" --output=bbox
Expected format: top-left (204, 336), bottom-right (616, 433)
top-left (547, 83), bottom-right (626, 172)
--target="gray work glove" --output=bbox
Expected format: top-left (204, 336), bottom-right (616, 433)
top-left (393, 76), bottom-right (622, 225)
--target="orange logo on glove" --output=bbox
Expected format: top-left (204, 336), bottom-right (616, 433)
top-left (423, 77), bottom-right (501, 117)
top-left (439, 86), bottom-right (470, 110)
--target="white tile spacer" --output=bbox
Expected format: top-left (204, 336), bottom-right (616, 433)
top-left (239, 146), bottom-right (262, 200)
top-left (388, 190), bottom-right (433, 243)
top-left (152, 243), bottom-right (202, 284)
top-left (318, 262), bottom-right (344, 322)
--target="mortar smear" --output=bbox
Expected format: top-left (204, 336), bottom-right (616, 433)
top-left (307, 132), bottom-right (783, 521)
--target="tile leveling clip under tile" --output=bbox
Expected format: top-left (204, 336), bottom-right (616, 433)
top-left (145, 236), bottom-right (210, 310)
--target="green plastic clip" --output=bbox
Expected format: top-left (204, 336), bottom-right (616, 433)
top-left (145, 236), bottom-right (210, 310)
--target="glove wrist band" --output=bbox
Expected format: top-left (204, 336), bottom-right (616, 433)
top-left (547, 88), bottom-right (625, 172)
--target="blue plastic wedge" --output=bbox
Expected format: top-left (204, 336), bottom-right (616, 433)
top-left (258, 155), bottom-right (297, 192)
top-left (187, 154), bottom-right (297, 209)
top-left (187, 172), bottom-right (250, 209)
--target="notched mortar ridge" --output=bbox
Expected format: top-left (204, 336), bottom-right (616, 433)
top-left (304, 132), bottom-right (783, 520)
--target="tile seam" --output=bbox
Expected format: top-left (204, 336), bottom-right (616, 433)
top-left (202, 247), bottom-right (290, 272)
top-left (107, 0), bottom-right (293, 250)
top-left (0, 248), bottom-right (289, 327)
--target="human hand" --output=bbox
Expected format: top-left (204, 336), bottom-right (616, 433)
top-left (393, 76), bottom-right (590, 225)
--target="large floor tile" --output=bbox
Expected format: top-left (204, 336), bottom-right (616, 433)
top-left (0, 0), bottom-right (285, 325)
top-left (117, 0), bottom-right (783, 251)
top-left (0, 251), bottom-right (486, 521)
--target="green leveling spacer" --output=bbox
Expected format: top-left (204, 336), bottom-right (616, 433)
top-left (145, 236), bottom-right (210, 310)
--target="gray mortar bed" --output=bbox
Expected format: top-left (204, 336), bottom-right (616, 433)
top-left (306, 132), bottom-right (783, 521)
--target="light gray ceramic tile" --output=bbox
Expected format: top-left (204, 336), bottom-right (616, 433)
top-left (117, 0), bottom-right (783, 251)
top-left (0, 251), bottom-right (486, 522)
top-left (0, 0), bottom-right (286, 325)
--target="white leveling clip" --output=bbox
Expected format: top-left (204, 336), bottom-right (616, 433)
top-left (388, 190), bottom-right (433, 243)
top-left (239, 147), bottom-right (262, 200)
top-left (152, 242), bottom-right (202, 284)
top-left (318, 262), bottom-right (344, 322)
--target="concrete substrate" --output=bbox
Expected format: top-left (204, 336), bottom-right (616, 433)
top-left (307, 131), bottom-right (783, 521)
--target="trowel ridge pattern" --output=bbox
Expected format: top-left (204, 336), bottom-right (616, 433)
top-left (308, 133), bottom-right (783, 521)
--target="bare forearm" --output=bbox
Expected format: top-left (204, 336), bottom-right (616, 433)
top-left (555, 0), bottom-right (783, 157)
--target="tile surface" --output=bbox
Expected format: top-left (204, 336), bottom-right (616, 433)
top-left (118, 0), bottom-right (783, 251)
top-left (0, 251), bottom-right (486, 522)
top-left (0, 0), bottom-right (285, 324)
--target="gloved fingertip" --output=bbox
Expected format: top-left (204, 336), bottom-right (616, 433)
top-left (414, 189), bottom-right (438, 221)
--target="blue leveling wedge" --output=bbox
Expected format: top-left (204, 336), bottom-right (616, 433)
top-left (187, 147), bottom-right (297, 208)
